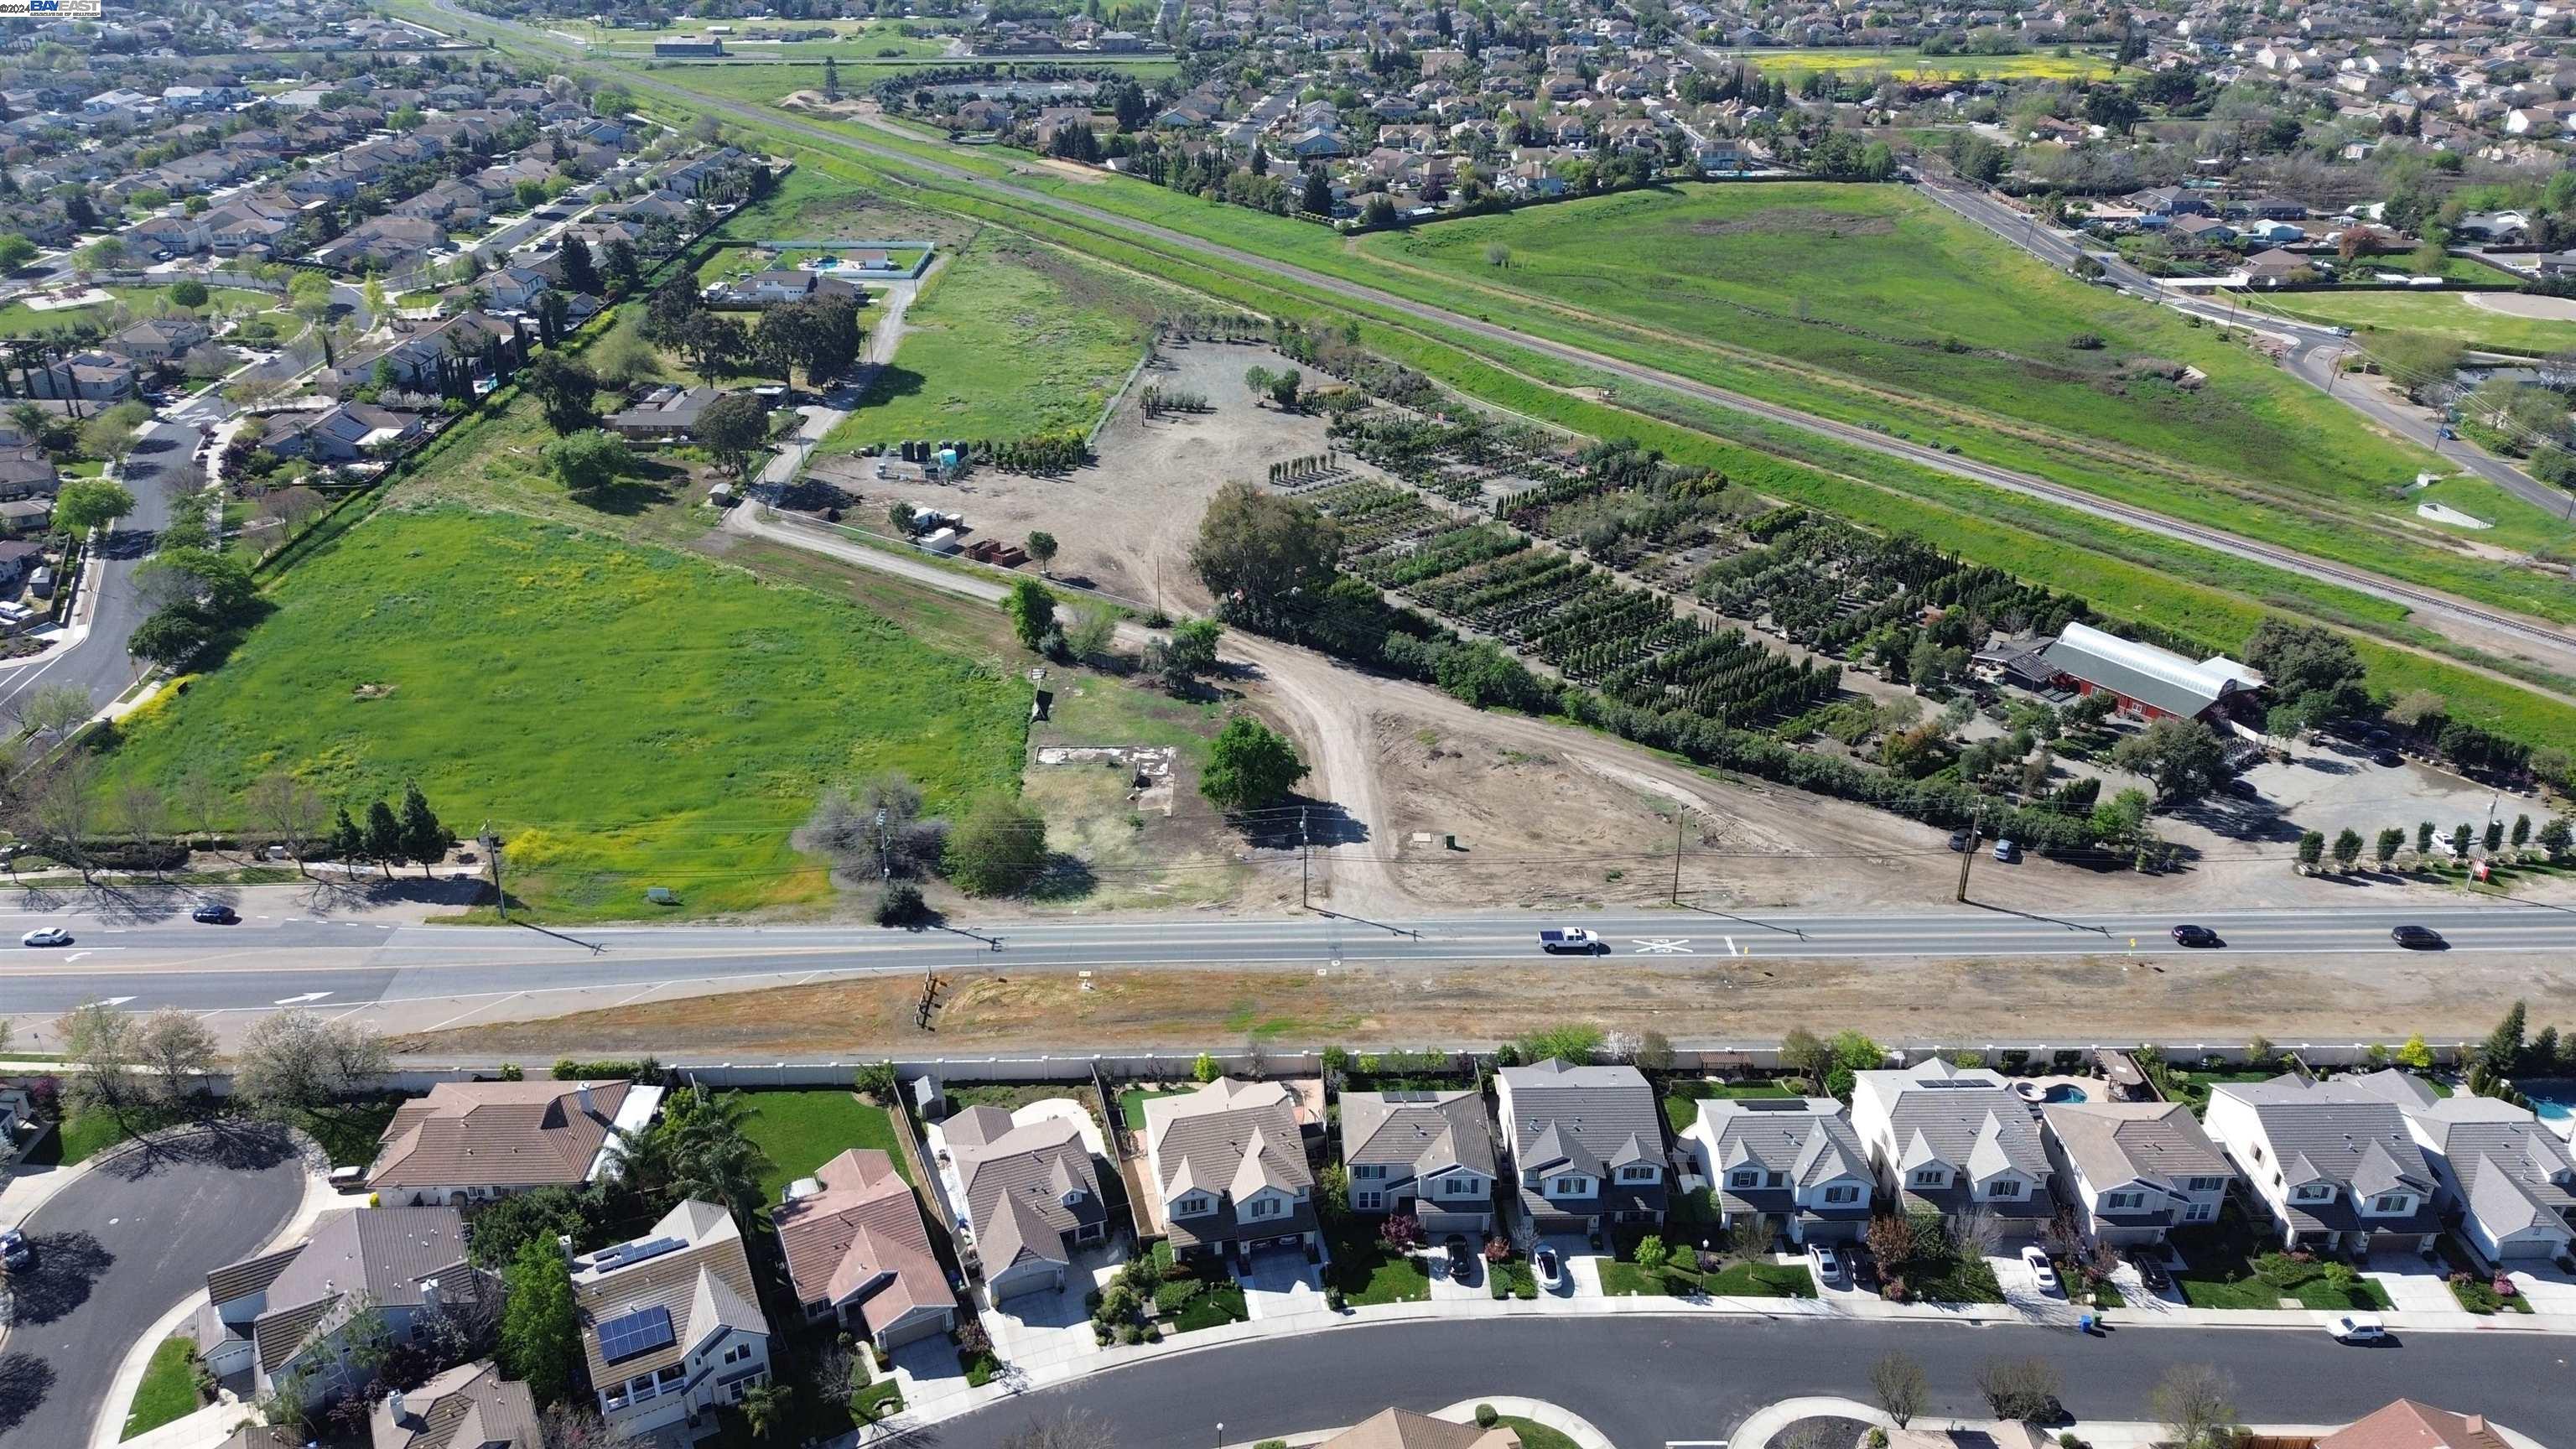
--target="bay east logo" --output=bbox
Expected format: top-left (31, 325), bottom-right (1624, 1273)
top-left (0, 0), bottom-right (106, 15)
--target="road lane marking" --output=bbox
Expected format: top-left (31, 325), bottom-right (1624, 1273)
top-left (272, 991), bottom-right (332, 1005)
top-left (1629, 938), bottom-right (1692, 954)
top-left (96, 995), bottom-right (134, 1005)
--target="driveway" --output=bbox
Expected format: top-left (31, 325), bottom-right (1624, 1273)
top-left (0, 1124), bottom-right (304, 1449)
top-left (1234, 1249), bottom-right (1322, 1321)
top-left (981, 1244), bottom-right (1121, 1377)
top-left (2504, 1260), bottom-right (2576, 1313)
top-left (2365, 1251), bottom-right (2468, 1317)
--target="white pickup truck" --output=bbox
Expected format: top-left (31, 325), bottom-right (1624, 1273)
top-left (1538, 928), bottom-right (1602, 954)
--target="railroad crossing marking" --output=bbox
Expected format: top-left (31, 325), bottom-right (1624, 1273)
top-left (1629, 937), bottom-right (1694, 954)
top-left (273, 991), bottom-right (333, 1006)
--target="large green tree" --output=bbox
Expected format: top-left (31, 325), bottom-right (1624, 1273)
top-left (1003, 578), bottom-right (1056, 652)
top-left (543, 428), bottom-right (630, 500)
top-left (1191, 482), bottom-right (1340, 632)
top-left (521, 352), bottom-right (600, 436)
top-left (943, 796), bottom-right (1048, 896)
top-left (501, 1236), bottom-right (581, 1405)
top-left (1199, 716), bottom-right (1307, 813)
top-left (52, 477), bottom-right (136, 538)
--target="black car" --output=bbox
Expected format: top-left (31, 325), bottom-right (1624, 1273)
top-left (1443, 1235), bottom-right (1474, 1281)
top-left (190, 903), bottom-right (239, 924)
top-left (2170, 924), bottom-right (2220, 948)
top-left (2392, 925), bottom-right (2446, 949)
top-left (2127, 1249), bottom-right (2171, 1292)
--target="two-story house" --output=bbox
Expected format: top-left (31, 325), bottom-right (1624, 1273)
top-left (2204, 1075), bottom-right (2441, 1255)
top-left (2346, 1070), bottom-right (2574, 1264)
top-left (1338, 1087), bottom-right (1499, 1238)
top-left (1679, 1097), bottom-right (1874, 1245)
top-left (773, 1147), bottom-right (958, 1345)
top-left (1493, 1059), bottom-right (1666, 1239)
top-left (192, 1207), bottom-right (485, 1404)
top-left (1849, 1059), bottom-right (2053, 1239)
top-left (1141, 1078), bottom-right (1320, 1264)
top-left (943, 1104), bottom-right (1110, 1302)
top-left (2038, 1101), bottom-right (2235, 1247)
top-left (574, 1199), bottom-right (775, 1442)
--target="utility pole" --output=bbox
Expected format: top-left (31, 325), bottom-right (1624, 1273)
top-left (1954, 809), bottom-right (1981, 903)
top-left (875, 807), bottom-right (890, 883)
top-left (1670, 808), bottom-right (1686, 904)
top-left (1300, 806), bottom-right (1311, 910)
top-left (479, 823), bottom-right (506, 921)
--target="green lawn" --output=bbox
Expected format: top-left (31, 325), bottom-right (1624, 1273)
top-left (1497, 1418), bottom-right (1581, 1449)
top-left (291, 1098), bottom-right (403, 1168)
top-left (1145, 1239), bottom-right (1251, 1330)
top-left (2172, 1233), bottom-right (2394, 1311)
top-left (1597, 1256), bottom-right (1815, 1298)
top-left (56, 1109), bottom-right (155, 1165)
top-left (119, 1336), bottom-right (201, 1440)
top-left (2251, 289), bottom-right (2576, 356)
top-left (819, 231), bottom-right (1158, 450)
top-left (0, 285), bottom-right (273, 338)
top-left (95, 506), bottom-right (1029, 921)
top-left (1324, 1220), bottom-right (1433, 1306)
top-left (1661, 1081), bottom-right (1796, 1134)
top-left (2168, 1068), bottom-right (2281, 1114)
top-left (739, 1089), bottom-right (910, 1206)
top-left (1119, 1088), bottom-right (1196, 1134)
top-left (852, 1379), bottom-right (905, 1421)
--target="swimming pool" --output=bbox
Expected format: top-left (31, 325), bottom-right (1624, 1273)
top-left (2527, 1080), bottom-right (2575, 1138)
top-left (2043, 1084), bottom-right (2090, 1104)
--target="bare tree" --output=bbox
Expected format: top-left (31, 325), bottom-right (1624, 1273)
top-left (174, 766), bottom-right (223, 851)
top-left (1000, 1412), bottom-right (1118, 1449)
top-left (18, 751), bottom-right (101, 880)
top-left (56, 1000), bottom-right (144, 1124)
top-left (245, 771), bottom-right (325, 875)
top-left (538, 1404), bottom-right (648, 1449)
top-left (1870, 1350), bottom-right (1929, 1427)
top-left (114, 782), bottom-right (167, 876)
top-left (1975, 1356), bottom-right (2063, 1422)
top-left (233, 1009), bottom-right (389, 1115)
top-left (132, 1006), bottom-right (218, 1109)
top-left (1951, 1204), bottom-right (2006, 1261)
top-left (12, 683), bottom-right (94, 742)
top-left (2150, 1363), bottom-right (2241, 1449)
top-left (794, 773), bottom-right (943, 885)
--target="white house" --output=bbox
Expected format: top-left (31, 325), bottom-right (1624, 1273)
top-left (574, 1200), bottom-right (776, 1441)
top-left (1848, 1059), bottom-right (2053, 1239)
top-left (1493, 1059), bottom-right (1666, 1237)
top-left (1679, 1097), bottom-right (1874, 1244)
top-left (2203, 1075), bottom-right (2441, 1254)
top-left (1339, 1088), bottom-right (1499, 1238)
top-left (2347, 1072), bottom-right (2573, 1264)
top-left (2038, 1101), bottom-right (2234, 1246)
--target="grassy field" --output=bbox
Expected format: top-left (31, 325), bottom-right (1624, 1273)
top-left (2250, 289), bottom-right (2576, 355)
top-left (580, 17), bottom-right (958, 58)
top-left (624, 56), bottom-right (1176, 106)
top-left (1720, 45), bottom-right (2113, 79)
top-left (0, 285), bottom-right (273, 337)
top-left (819, 231), bottom-right (1158, 449)
top-left (739, 1089), bottom-right (911, 1204)
top-left (96, 506), bottom-right (1030, 920)
top-left (119, 1337), bottom-right (201, 1441)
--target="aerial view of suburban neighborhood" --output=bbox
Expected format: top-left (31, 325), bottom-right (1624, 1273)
top-left (12, 0), bottom-right (2576, 1444)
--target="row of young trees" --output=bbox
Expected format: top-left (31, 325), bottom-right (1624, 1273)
top-left (2294, 813), bottom-right (2572, 873)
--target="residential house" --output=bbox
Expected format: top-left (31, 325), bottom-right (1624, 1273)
top-left (1493, 1059), bottom-right (1666, 1238)
top-left (314, 216), bottom-right (447, 272)
top-left (129, 213), bottom-right (213, 257)
top-left (266, 402), bottom-right (424, 464)
top-left (2242, 247), bottom-right (2313, 285)
top-left (193, 1206), bottom-right (483, 1402)
top-left (371, 1359), bottom-right (540, 1449)
top-left (1315, 1409), bottom-right (1523, 1449)
top-left (106, 316), bottom-right (211, 366)
top-left (1141, 1078), bottom-right (1322, 1263)
top-left (2170, 214), bottom-right (2241, 245)
top-left (2038, 1101), bottom-right (2234, 1245)
top-left (706, 268), bottom-right (861, 308)
top-left (2346, 1070), bottom-right (2573, 1263)
top-left (1848, 1058), bottom-right (2053, 1239)
top-left (943, 1105), bottom-right (1110, 1301)
top-left (573, 1199), bottom-right (775, 1441)
top-left (2203, 1075), bottom-right (2442, 1255)
top-left (2315, 1400), bottom-right (2516, 1449)
top-left (606, 386), bottom-right (731, 442)
top-left (365, 1078), bottom-right (664, 1208)
top-left (1678, 1097), bottom-right (1874, 1245)
top-left (1338, 1087), bottom-right (1499, 1237)
top-left (772, 1148), bottom-right (958, 1346)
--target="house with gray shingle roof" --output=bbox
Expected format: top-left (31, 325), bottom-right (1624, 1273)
top-left (1849, 1059), bottom-right (2053, 1239)
top-left (2345, 1070), bottom-right (2573, 1263)
top-left (944, 1104), bottom-right (1109, 1301)
top-left (1339, 1088), bottom-right (1498, 1237)
top-left (2204, 1074), bottom-right (2441, 1254)
top-left (1493, 1059), bottom-right (1665, 1237)
top-left (1142, 1078), bottom-right (1319, 1263)
top-left (195, 1206), bottom-right (485, 1405)
top-left (371, 1358), bottom-right (539, 1449)
top-left (1679, 1097), bottom-right (1873, 1245)
top-left (573, 1198), bottom-right (777, 1437)
top-left (2038, 1100), bottom-right (2234, 1246)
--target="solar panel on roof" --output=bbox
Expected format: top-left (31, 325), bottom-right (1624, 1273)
top-left (597, 1304), bottom-right (675, 1363)
top-left (596, 1236), bottom-right (686, 1271)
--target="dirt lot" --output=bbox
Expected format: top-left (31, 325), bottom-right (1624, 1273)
top-left (809, 340), bottom-right (1361, 610)
top-left (393, 948), bottom-right (2576, 1058)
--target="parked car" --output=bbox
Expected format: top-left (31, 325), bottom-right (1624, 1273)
top-left (1947, 828), bottom-right (1971, 853)
top-left (1809, 1242), bottom-right (1847, 1288)
top-left (2329, 1312), bottom-right (2389, 1343)
top-left (2170, 924), bottom-right (2220, 948)
top-left (190, 903), bottom-right (238, 924)
top-left (19, 927), bottom-right (70, 948)
top-left (1444, 1235), bottom-right (1474, 1282)
top-left (2020, 1246), bottom-right (2060, 1295)
top-left (1535, 1245), bottom-right (1563, 1291)
top-left (0, 1228), bottom-right (28, 1271)
top-left (1538, 928), bottom-right (1602, 955)
top-left (2391, 925), bottom-right (2446, 949)
top-left (1992, 839), bottom-right (2021, 864)
top-left (2373, 748), bottom-right (2403, 767)
top-left (2127, 1249), bottom-right (2171, 1292)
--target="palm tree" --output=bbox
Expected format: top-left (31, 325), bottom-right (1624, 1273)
top-left (739, 1381), bottom-right (792, 1440)
top-left (614, 1085), bottom-right (774, 1220)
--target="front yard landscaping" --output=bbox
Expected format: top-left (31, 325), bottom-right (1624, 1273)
top-left (2170, 1208), bottom-right (2395, 1311)
top-left (1597, 1231), bottom-right (1817, 1299)
top-left (119, 1336), bottom-right (203, 1441)
top-left (1323, 1218), bottom-right (1433, 1306)
top-left (2438, 1237), bottom-right (2534, 1315)
top-left (1497, 1418), bottom-right (1581, 1449)
top-left (1141, 1239), bottom-right (1249, 1332)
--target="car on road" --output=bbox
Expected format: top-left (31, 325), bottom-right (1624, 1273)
top-left (2391, 925), bottom-right (2446, 949)
top-left (1809, 1242), bottom-right (1847, 1288)
top-left (190, 903), bottom-right (238, 924)
top-left (2329, 1313), bottom-right (2389, 1343)
top-left (1443, 1235), bottom-right (1474, 1281)
top-left (0, 1227), bottom-right (28, 1271)
top-left (1538, 928), bottom-right (1602, 955)
top-left (1535, 1245), bottom-right (1563, 1291)
top-left (19, 927), bottom-right (71, 948)
top-left (2171, 924), bottom-right (2220, 948)
top-left (2373, 748), bottom-right (2403, 767)
top-left (2020, 1246), bottom-right (2060, 1295)
top-left (1992, 839), bottom-right (2021, 864)
top-left (2127, 1249), bottom-right (2171, 1292)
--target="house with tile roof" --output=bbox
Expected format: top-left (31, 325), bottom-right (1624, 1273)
top-left (1318, 1408), bottom-right (1521, 1449)
top-left (1679, 1097), bottom-right (1874, 1245)
top-left (943, 1105), bottom-right (1110, 1301)
top-left (573, 1199), bottom-right (776, 1441)
top-left (1493, 1059), bottom-right (1666, 1238)
top-left (1142, 1078), bottom-right (1321, 1263)
top-left (1848, 1058), bottom-right (2053, 1239)
top-left (2344, 1070), bottom-right (2573, 1263)
top-left (772, 1148), bottom-right (958, 1347)
top-left (371, 1358), bottom-right (540, 1449)
top-left (2204, 1074), bottom-right (2442, 1254)
top-left (365, 1078), bottom-right (662, 1207)
top-left (2038, 1100), bottom-right (2235, 1246)
top-left (193, 1206), bottom-right (484, 1404)
top-left (2315, 1399), bottom-right (2516, 1449)
top-left (1339, 1088), bottom-right (1498, 1237)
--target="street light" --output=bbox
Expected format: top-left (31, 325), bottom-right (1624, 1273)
top-left (1217, 1423), bottom-right (1225, 1449)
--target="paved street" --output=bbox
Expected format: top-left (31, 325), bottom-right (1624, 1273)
top-left (0, 417), bottom-right (181, 724)
top-left (926, 1316), bottom-right (2576, 1449)
top-left (0, 1125), bottom-right (305, 1449)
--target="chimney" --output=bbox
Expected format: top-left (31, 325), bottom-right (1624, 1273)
top-left (387, 1389), bottom-right (408, 1424)
top-left (557, 1233), bottom-right (574, 1267)
top-left (577, 1083), bottom-right (597, 1118)
top-left (2465, 1418), bottom-right (2487, 1433)
top-left (420, 1278), bottom-right (440, 1311)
